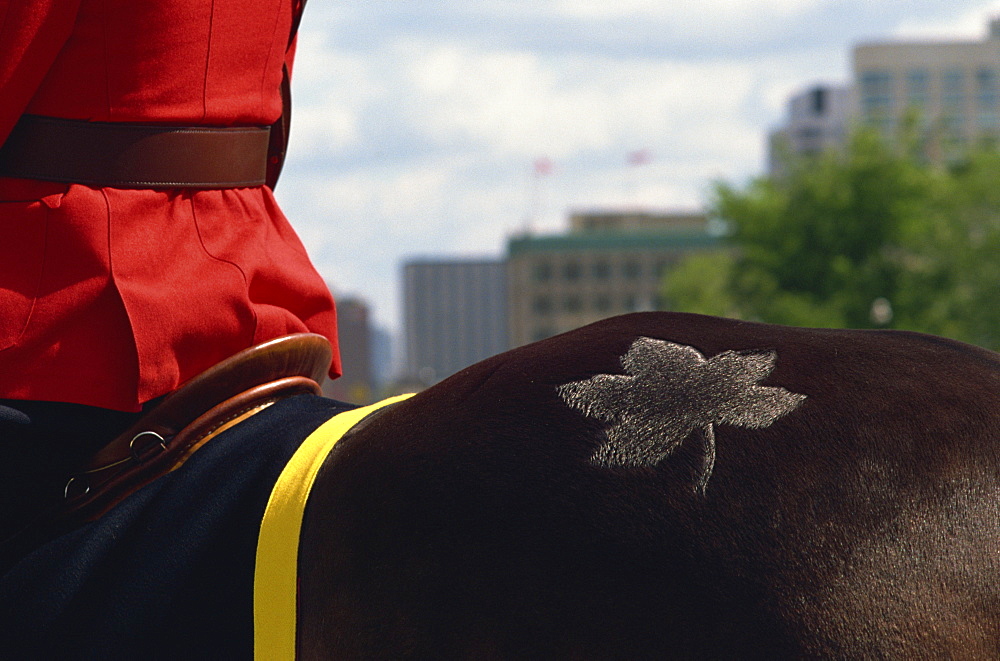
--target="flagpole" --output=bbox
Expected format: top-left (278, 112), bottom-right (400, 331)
top-left (524, 157), bottom-right (552, 235)
top-left (625, 149), bottom-right (651, 208)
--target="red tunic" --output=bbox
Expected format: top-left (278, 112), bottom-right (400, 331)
top-left (0, 0), bottom-right (340, 411)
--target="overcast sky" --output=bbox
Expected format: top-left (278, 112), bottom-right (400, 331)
top-left (275, 1), bottom-right (1000, 337)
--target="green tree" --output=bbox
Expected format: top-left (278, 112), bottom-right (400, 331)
top-left (895, 148), bottom-right (1000, 347)
top-left (665, 129), bottom-right (1000, 348)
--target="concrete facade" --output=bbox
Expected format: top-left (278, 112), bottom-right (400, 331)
top-left (853, 18), bottom-right (1000, 160)
top-left (402, 259), bottom-right (508, 386)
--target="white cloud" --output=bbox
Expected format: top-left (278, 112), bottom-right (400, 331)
top-left (287, 30), bottom-right (385, 158)
top-left (402, 45), bottom-right (614, 156)
top-left (390, 39), bottom-right (767, 162)
top-left (551, 0), bottom-right (829, 20)
top-left (892, 2), bottom-right (1000, 39)
top-left (280, 32), bottom-right (828, 331)
top-left (291, 102), bottom-right (360, 157)
top-left (277, 0), bottom-right (1000, 340)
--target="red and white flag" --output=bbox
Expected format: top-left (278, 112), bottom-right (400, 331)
top-left (534, 157), bottom-right (554, 176)
top-left (627, 149), bottom-right (652, 166)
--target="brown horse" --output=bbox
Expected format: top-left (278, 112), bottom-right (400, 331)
top-left (3, 311), bottom-right (1000, 659)
top-left (296, 312), bottom-right (1000, 659)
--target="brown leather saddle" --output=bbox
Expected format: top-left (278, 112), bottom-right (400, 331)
top-left (60, 333), bottom-right (332, 525)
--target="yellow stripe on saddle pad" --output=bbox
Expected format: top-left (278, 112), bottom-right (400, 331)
top-left (254, 394), bottom-right (413, 660)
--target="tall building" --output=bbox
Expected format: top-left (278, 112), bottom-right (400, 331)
top-left (768, 84), bottom-right (854, 176)
top-left (402, 259), bottom-right (508, 386)
top-left (369, 325), bottom-right (394, 393)
top-left (506, 210), bottom-right (719, 348)
top-left (853, 18), bottom-right (1000, 160)
top-left (323, 297), bottom-right (375, 404)
top-left (769, 18), bottom-right (1000, 170)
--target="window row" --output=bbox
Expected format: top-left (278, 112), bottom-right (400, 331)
top-left (859, 66), bottom-right (1000, 118)
top-left (530, 294), bottom-right (660, 315)
top-left (530, 259), bottom-right (670, 282)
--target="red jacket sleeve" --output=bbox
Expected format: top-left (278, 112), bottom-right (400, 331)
top-left (0, 0), bottom-right (82, 144)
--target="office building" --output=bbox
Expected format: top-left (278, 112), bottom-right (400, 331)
top-left (853, 17), bottom-right (1000, 160)
top-left (323, 297), bottom-right (376, 404)
top-left (768, 84), bottom-right (854, 175)
top-left (506, 210), bottom-right (719, 348)
top-left (402, 259), bottom-right (508, 386)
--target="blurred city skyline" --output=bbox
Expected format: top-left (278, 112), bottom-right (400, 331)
top-left (275, 1), bottom-right (1000, 336)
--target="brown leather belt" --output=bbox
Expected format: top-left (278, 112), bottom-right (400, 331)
top-left (0, 114), bottom-right (271, 189)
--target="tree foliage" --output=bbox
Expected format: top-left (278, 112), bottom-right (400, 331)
top-left (664, 129), bottom-right (1000, 349)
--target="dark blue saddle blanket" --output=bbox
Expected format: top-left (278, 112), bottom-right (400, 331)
top-left (0, 394), bottom-right (353, 660)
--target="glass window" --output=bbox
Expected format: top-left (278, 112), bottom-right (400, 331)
top-left (942, 70), bottom-right (966, 138)
top-left (532, 295), bottom-right (552, 314)
top-left (622, 260), bottom-right (642, 279)
top-left (906, 69), bottom-right (929, 109)
top-left (942, 68), bottom-right (966, 109)
top-left (591, 260), bottom-right (611, 279)
top-left (809, 87), bottom-right (827, 116)
top-left (532, 261), bottom-right (552, 282)
top-left (977, 68), bottom-right (997, 105)
top-left (977, 68), bottom-right (999, 131)
top-left (563, 295), bottom-right (582, 313)
top-left (562, 261), bottom-right (581, 281)
top-left (859, 70), bottom-right (893, 119)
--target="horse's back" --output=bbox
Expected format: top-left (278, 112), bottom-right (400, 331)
top-left (298, 312), bottom-right (1000, 659)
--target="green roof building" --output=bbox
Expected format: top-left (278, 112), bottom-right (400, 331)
top-left (506, 210), bottom-right (720, 347)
